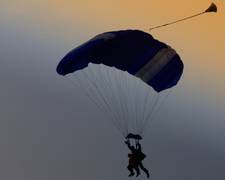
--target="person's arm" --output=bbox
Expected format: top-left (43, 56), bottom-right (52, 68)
top-left (136, 143), bottom-right (142, 151)
top-left (125, 140), bottom-right (133, 151)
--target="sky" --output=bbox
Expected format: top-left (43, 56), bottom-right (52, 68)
top-left (0, 0), bottom-right (225, 180)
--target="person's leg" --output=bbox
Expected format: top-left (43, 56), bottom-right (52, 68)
top-left (134, 165), bottom-right (140, 177)
top-left (127, 165), bottom-right (135, 177)
top-left (138, 162), bottom-right (150, 178)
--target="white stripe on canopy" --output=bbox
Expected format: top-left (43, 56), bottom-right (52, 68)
top-left (135, 47), bottom-right (176, 82)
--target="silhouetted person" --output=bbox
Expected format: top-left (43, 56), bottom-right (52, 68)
top-left (127, 153), bottom-right (140, 177)
top-left (135, 142), bottom-right (150, 178)
top-left (125, 140), bottom-right (150, 178)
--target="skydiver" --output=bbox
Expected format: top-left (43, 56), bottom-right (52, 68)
top-left (135, 142), bottom-right (150, 178)
top-left (125, 140), bottom-right (150, 178)
top-left (127, 153), bottom-right (140, 177)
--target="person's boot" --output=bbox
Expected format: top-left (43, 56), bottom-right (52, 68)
top-left (146, 171), bottom-right (150, 178)
top-left (128, 172), bottom-right (135, 177)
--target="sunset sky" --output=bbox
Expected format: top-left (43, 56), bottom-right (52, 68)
top-left (0, 0), bottom-right (225, 180)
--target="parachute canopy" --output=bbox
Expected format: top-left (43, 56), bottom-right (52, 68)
top-left (57, 30), bottom-right (184, 137)
top-left (57, 30), bottom-right (183, 92)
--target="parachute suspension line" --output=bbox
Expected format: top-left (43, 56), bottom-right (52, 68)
top-left (152, 89), bottom-right (173, 118)
top-left (123, 72), bottom-right (130, 135)
top-left (81, 69), bottom-right (110, 116)
top-left (130, 76), bottom-right (146, 135)
top-left (105, 67), bottom-right (124, 136)
top-left (102, 68), bottom-right (128, 137)
top-left (81, 67), bottom-right (123, 135)
top-left (125, 72), bottom-right (134, 135)
top-left (114, 71), bottom-right (126, 134)
top-left (133, 79), bottom-right (138, 134)
top-left (97, 66), bottom-right (118, 124)
top-left (116, 70), bottom-right (130, 137)
top-left (76, 70), bottom-right (118, 127)
top-left (141, 89), bottom-right (173, 134)
top-left (103, 66), bottom-right (127, 137)
top-left (65, 76), bottom-right (103, 112)
top-left (138, 82), bottom-right (143, 133)
top-left (119, 70), bottom-right (130, 135)
top-left (138, 85), bottom-right (151, 135)
top-left (88, 66), bottom-right (115, 119)
top-left (137, 83), bottom-right (148, 135)
top-left (102, 65), bottom-right (129, 137)
top-left (65, 75), bottom-right (122, 135)
top-left (140, 81), bottom-right (151, 135)
top-left (145, 92), bottom-right (159, 127)
top-left (99, 65), bottom-right (127, 137)
top-left (128, 74), bottom-right (137, 134)
top-left (94, 65), bottom-right (118, 121)
top-left (124, 72), bottom-right (130, 135)
top-left (87, 65), bottom-right (126, 136)
top-left (134, 78), bottom-right (143, 134)
top-left (116, 70), bottom-right (129, 137)
top-left (67, 75), bottom-right (103, 111)
top-left (131, 77), bottom-right (137, 134)
top-left (140, 92), bottom-right (160, 135)
top-left (129, 75), bottom-right (136, 134)
top-left (91, 65), bottom-right (118, 128)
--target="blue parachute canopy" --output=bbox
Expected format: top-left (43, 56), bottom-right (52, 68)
top-left (57, 30), bottom-right (183, 92)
